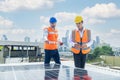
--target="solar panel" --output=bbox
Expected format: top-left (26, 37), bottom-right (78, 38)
top-left (0, 63), bottom-right (120, 80)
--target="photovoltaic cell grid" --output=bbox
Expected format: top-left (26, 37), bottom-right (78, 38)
top-left (0, 63), bottom-right (120, 80)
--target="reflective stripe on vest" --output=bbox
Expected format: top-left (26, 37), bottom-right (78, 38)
top-left (44, 27), bottom-right (58, 50)
top-left (48, 32), bottom-right (58, 34)
top-left (48, 41), bottom-right (58, 44)
top-left (72, 46), bottom-right (90, 50)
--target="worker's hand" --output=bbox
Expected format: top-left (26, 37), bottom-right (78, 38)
top-left (82, 44), bottom-right (87, 48)
top-left (45, 41), bottom-right (49, 44)
top-left (59, 42), bottom-right (63, 46)
top-left (74, 44), bottom-right (81, 48)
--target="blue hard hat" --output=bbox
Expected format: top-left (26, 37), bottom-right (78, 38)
top-left (49, 17), bottom-right (57, 23)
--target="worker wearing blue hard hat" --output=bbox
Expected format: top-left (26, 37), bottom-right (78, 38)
top-left (43, 17), bottom-right (63, 65)
top-left (49, 17), bottom-right (57, 29)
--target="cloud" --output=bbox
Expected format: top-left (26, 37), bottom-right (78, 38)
top-left (0, 0), bottom-right (64, 12)
top-left (40, 3), bottom-right (120, 25)
top-left (0, 15), bottom-right (42, 41)
top-left (0, 16), bottom-right (35, 41)
top-left (86, 18), bottom-right (106, 24)
top-left (81, 3), bottom-right (120, 24)
top-left (110, 29), bottom-right (120, 34)
top-left (93, 29), bottom-right (120, 47)
top-left (40, 12), bottom-right (77, 25)
top-left (40, 16), bottom-right (50, 25)
top-left (0, 29), bottom-right (35, 35)
top-left (54, 12), bottom-right (77, 23)
top-left (0, 16), bottom-right (13, 27)
top-left (39, 12), bottom-right (104, 26)
top-left (81, 3), bottom-right (120, 18)
top-left (0, 28), bottom-right (42, 41)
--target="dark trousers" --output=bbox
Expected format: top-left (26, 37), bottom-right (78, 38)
top-left (44, 49), bottom-right (61, 64)
top-left (73, 52), bottom-right (86, 69)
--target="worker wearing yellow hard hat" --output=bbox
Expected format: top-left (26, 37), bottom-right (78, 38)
top-left (70, 16), bottom-right (93, 68)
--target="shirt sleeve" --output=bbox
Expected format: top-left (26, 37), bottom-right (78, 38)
top-left (86, 30), bottom-right (93, 47)
top-left (43, 28), bottom-right (48, 42)
top-left (69, 30), bottom-right (76, 48)
top-left (86, 39), bottom-right (93, 47)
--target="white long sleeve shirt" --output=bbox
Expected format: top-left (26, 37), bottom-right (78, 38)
top-left (69, 27), bottom-right (93, 48)
top-left (43, 28), bottom-right (48, 41)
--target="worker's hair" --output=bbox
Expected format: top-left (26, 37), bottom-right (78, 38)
top-left (81, 21), bottom-right (83, 23)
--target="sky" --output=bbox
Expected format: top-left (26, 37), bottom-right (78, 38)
top-left (0, 0), bottom-right (120, 47)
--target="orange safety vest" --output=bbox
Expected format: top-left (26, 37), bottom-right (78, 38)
top-left (71, 29), bottom-right (91, 54)
top-left (44, 27), bottom-right (58, 50)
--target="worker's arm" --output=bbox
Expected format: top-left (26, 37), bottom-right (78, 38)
top-left (58, 39), bottom-right (63, 46)
top-left (70, 31), bottom-right (75, 46)
top-left (43, 29), bottom-right (57, 44)
top-left (86, 39), bottom-right (93, 47)
top-left (43, 28), bottom-right (48, 43)
top-left (86, 30), bottom-right (93, 47)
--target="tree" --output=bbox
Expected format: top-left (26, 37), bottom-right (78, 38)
top-left (87, 46), bottom-right (114, 61)
top-left (101, 46), bottom-right (114, 56)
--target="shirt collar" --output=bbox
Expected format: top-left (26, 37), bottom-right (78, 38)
top-left (76, 27), bottom-right (85, 32)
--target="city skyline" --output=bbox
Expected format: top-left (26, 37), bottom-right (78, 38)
top-left (0, 32), bottom-right (105, 45)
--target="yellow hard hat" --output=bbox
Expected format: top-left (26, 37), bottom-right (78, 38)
top-left (74, 16), bottom-right (83, 23)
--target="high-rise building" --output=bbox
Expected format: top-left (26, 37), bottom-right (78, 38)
top-left (65, 30), bottom-right (69, 47)
top-left (91, 36), bottom-right (101, 50)
top-left (1, 35), bottom-right (8, 41)
top-left (62, 37), bottom-right (67, 46)
top-left (91, 40), bottom-right (96, 50)
top-left (66, 30), bottom-right (69, 38)
top-left (35, 39), bottom-right (38, 42)
top-left (24, 36), bottom-right (30, 42)
top-left (96, 36), bottom-right (100, 45)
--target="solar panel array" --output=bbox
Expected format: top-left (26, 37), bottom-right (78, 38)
top-left (0, 63), bottom-right (120, 80)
